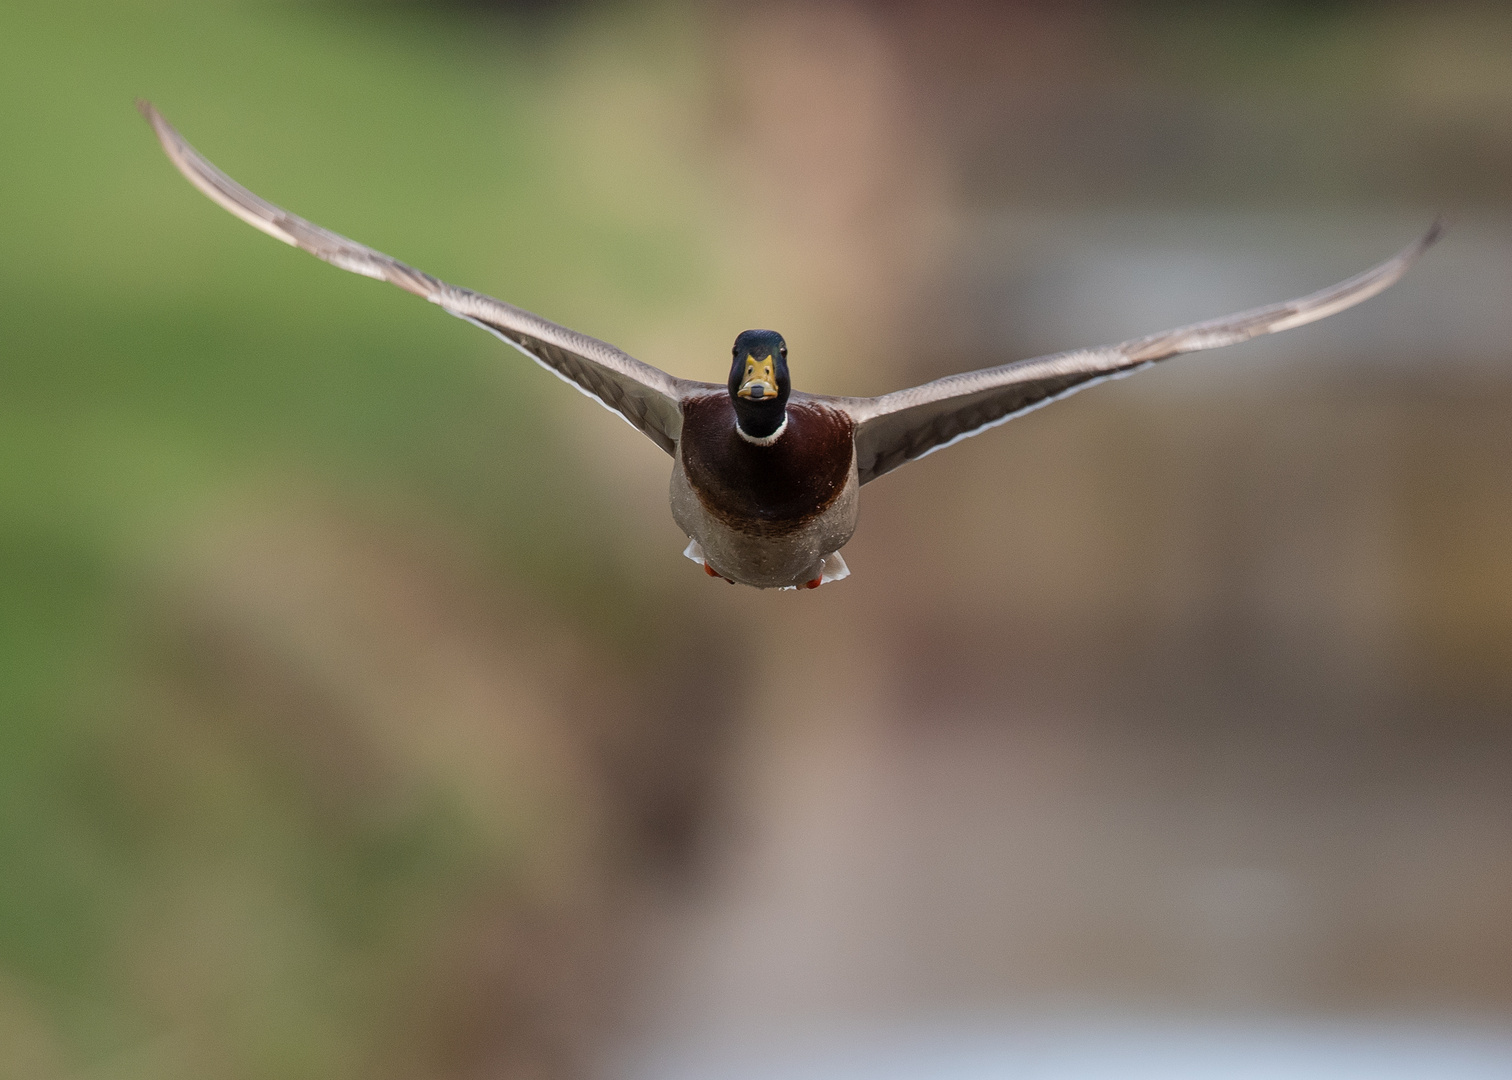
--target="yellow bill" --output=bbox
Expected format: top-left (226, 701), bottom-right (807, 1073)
top-left (738, 354), bottom-right (778, 400)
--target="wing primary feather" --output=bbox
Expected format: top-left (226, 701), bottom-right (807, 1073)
top-left (138, 100), bottom-right (687, 454)
top-left (846, 220), bottom-right (1444, 483)
top-left (1121, 216), bottom-right (1446, 361)
top-left (137, 99), bottom-right (439, 296)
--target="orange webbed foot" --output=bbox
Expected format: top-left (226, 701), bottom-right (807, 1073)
top-left (804, 578), bottom-right (822, 589)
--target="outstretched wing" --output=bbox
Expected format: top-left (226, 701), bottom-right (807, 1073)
top-left (838, 222), bottom-right (1443, 485)
top-left (139, 101), bottom-right (701, 455)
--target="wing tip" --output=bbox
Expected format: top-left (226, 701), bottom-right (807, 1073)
top-left (135, 98), bottom-right (166, 134)
top-left (1382, 215), bottom-right (1446, 282)
top-left (1422, 214), bottom-right (1449, 251)
top-left (135, 98), bottom-right (180, 156)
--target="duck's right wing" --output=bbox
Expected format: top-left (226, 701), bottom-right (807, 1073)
top-left (140, 101), bottom-right (708, 455)
top-left (837, 221), bottom-right (1443, 484)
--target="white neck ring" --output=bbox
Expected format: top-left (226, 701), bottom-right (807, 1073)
top-left (736, 414), bottom-right (788, 446)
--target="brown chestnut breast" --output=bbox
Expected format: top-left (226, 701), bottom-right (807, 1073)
top-left (680, 396), bottom-right (855, 537)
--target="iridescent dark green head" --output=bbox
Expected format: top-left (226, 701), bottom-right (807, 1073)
top-left (727, 329), bottom-right (790, 442)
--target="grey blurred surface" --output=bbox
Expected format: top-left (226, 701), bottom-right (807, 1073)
top-left (630, 1019), bottom-right (1512, 1080)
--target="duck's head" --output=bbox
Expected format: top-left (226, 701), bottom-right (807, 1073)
top-left (728, 329), bottom-right (790, 443)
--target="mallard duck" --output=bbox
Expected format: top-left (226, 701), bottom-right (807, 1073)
top-left (140, 103), bottom-right (1441, 590)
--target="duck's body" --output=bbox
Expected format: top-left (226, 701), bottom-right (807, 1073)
top-left (671, 394), bottom-right (858, 588)
top-left (139, 102), bottom-right (1442, 591)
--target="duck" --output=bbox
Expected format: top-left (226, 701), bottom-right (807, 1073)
top-left (139, 103), bottom-right (1442, 590)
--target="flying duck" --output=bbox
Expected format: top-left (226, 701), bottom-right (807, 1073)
top-left (140, 103), bottom-right (1442, 590)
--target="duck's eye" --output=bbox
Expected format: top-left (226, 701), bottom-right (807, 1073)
top-left (779, 346), bottom-right (787, 358)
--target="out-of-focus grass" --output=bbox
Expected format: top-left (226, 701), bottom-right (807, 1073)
top-left (0, 2), bottom-right (720, 1075)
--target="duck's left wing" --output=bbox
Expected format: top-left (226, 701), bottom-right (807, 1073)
top-left (140, 101), bottom-right (698, 455)
top-left (836, 222), bottom-right (1443, 485)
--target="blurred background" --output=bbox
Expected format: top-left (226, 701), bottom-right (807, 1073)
top-left (3, 1), bottom-right (1512, 1077)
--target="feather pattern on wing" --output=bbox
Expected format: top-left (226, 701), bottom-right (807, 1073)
top-left (837, 221), bottom-right (1443, 484)
top-left (139, 101), bottom-right (699, 455)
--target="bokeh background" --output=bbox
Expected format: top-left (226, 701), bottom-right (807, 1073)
top-left (3, 1), bottom-right (1512, 1077)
